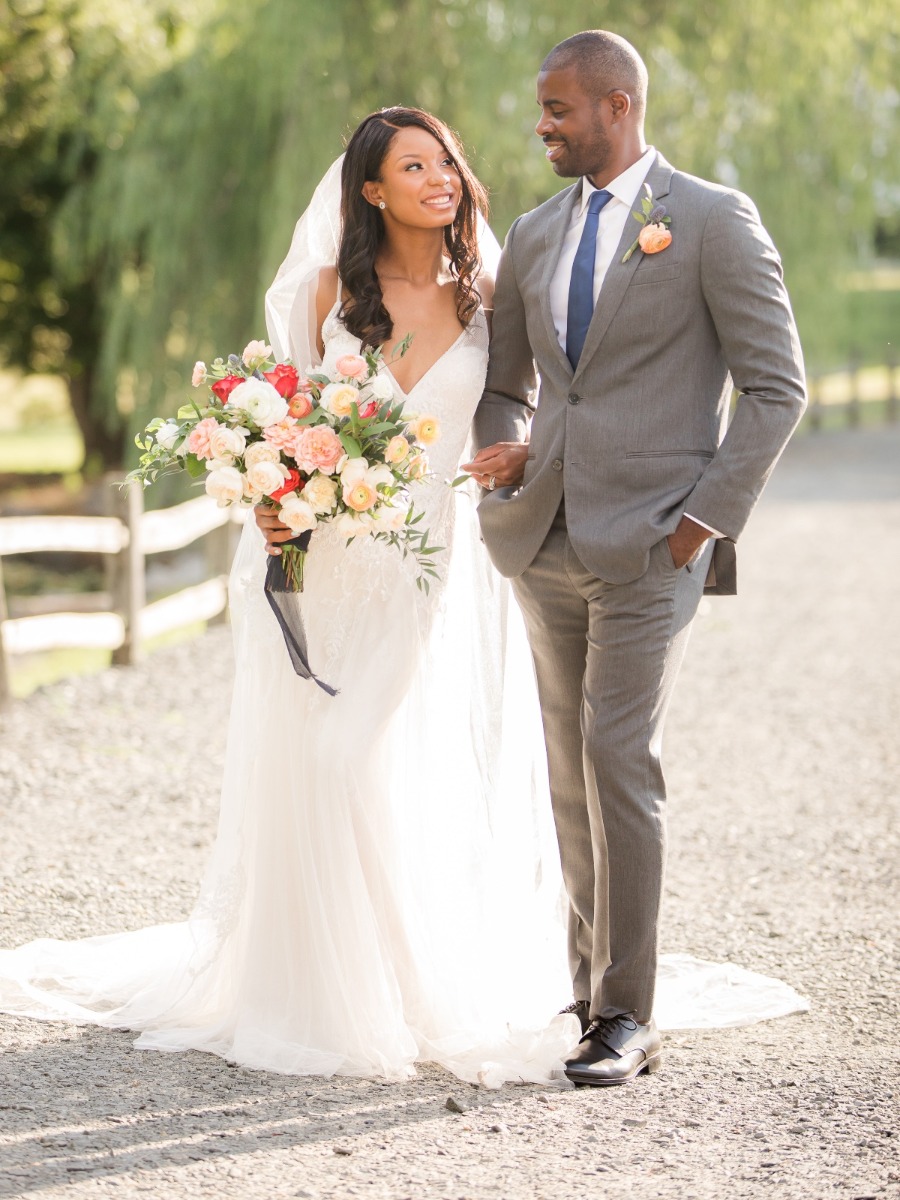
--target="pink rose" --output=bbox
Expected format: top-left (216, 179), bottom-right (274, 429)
top-left (334, 354), bottom-right (367, 379)
top-left (638, 222), bottom-right (672, 254)
top-left (186, 416), bottom-right (222, 460)
top-left (293, 425), bottom-right (345, 474)
top-left (263, 417), bottom-right (300, 451)
top-left (191, 361), bottom-right (206, 387)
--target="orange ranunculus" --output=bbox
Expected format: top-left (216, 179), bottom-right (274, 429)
top-left (638, 223), bottom-right (672, 254)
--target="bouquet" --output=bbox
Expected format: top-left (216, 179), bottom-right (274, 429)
top-left (127, 338), bottom-right (443, 593)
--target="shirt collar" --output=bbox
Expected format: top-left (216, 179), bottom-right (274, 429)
top-left (578, 146), bottom-right (656, 214)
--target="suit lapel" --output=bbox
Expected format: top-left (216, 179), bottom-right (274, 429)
top-left (573, 153), bottom-right (676, 381)
top-left (539, 183), bottom-right (581, 376)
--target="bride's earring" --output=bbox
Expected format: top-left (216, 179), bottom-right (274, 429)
top-left (378, 201), bottom-right (386, 210)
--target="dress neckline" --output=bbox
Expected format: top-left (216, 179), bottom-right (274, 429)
top-left (323, 300), bottom-right (479, 400)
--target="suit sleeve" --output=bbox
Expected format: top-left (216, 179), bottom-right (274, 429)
top-left (471, 216), bottom-right (537, 453)
top-left (682, 191), bottom-right (807, 539)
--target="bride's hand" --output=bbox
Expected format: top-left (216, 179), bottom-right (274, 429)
top-left (461, 442), bottom-right (529, 491)
top-left (254, 504), bottom-right (294, 556)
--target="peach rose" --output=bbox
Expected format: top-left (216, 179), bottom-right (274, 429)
top-left (186, 416), bottom-right (222, 460)
top-left (384, 435), bottom-right (410, 464)
top-left (288, 393), bottom-right (314, 419)
top-left (334, 353), bottom-right (368, 379)
top-left (638, 222), bottom-right (672, 254)
top-left (293, 425), bottom-right (346, 474)
top-left (191, 361), bottom-right (206, 387)
top-left (263, 418), bottom-right (300, 452)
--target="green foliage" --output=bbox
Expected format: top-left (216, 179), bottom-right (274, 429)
top-left (1, 0), bottom-right (897, 469)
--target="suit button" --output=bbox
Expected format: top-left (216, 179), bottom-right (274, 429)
top-left (551, 459), bottom-right (563, 471)
top-left (568, 393), bottom-right (580, 405)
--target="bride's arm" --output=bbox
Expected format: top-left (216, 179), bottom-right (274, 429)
top-left (256, 268), bottom-right (337, 553)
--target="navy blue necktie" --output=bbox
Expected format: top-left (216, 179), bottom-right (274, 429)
top-left (566, 188), bottom-right (613, 369)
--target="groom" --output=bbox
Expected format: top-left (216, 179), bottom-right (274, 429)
top-left (465, 30), bottom-right (806, 1085)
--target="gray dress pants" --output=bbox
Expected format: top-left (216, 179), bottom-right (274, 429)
top-left (512, 502), bottom-right (712, 1023)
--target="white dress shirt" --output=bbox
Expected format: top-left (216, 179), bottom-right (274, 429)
top-left (549, 146), bottom-right (722, 540)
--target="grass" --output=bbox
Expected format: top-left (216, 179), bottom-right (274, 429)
top-left (6, 620), bottom-right (211, 700)
top-left (0, 424), bottom-right (85, 475)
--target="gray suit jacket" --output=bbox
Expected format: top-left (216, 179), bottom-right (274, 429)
top-left (474, 152), bottom-right (807, 590)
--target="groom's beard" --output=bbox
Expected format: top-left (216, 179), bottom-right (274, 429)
top-left (543, 125), bottom-right (614, 180)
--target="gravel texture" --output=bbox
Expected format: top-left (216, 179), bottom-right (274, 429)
top-left (0, 425), bottom-right (898, 1200)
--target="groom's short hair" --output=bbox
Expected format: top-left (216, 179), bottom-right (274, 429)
top-left (542, 31), bottom-right (648, 120)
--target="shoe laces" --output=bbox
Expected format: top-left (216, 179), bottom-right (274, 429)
top-left (560, 1000), bottom-right (588, 1015)
top-left (585, 1012), bottom-right (638, 1041)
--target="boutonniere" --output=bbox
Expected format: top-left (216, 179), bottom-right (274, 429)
top-left (621, 195), bottom-right (672, 262)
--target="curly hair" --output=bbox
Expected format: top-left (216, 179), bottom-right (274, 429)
top-left (337, 107), bottom-right (488, 349)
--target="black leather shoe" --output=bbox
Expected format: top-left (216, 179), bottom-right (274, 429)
top-left (558, 1000), bottom-right (591, 1035)
top-left (564, 1014), bottom-right (661, 1086)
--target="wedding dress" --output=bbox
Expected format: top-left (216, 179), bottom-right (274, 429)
top-left (0, 164), bottom-right (807, 1087)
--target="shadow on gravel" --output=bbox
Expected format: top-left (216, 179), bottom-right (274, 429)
top-left (0, 1028), bottom-right (529, 1196)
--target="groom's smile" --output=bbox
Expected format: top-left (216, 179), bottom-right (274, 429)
top-left (535, 66), bottom-right (627, 187)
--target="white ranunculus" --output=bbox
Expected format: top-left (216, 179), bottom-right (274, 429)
top-left (208, 424), bottom-right (248, 462)
top-left (278, 494), bottom-right (317, 533)
top-left (303, 472), bottom-right (339, 515)
top-left (205, 465), bottom-right (244, 506)
top-left (373, 504), bottom-right (407, 533)
top-left (155, 421), bottom-right (181, 451)
top-left (244, 441), bottom-right (281, 468)
top-left (246, 460), bottom-right (289, 496)
top-left (228, 378), bottom-right (288, 427)
top-left (339, 457), bottom-right (370, 488)
top-left (332, 511), bottom-right (371, 539)
top-left (367, 463), bottom-right (394, 489)
top-left (368, 373), bottom-right (393, 401)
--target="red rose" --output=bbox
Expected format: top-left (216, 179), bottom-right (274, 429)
top-left (211, 375), bottom-right (244, 403)
top-left (263, 364), bottom-right (300, 398)
top-left (269, 469), bottom-right (304, 503)
top-left (358, 399), bottom-right (378, 419)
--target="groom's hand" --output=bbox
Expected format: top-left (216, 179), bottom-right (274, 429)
top-left (254, 504), bottom-right (294, 556)
top-left (667, 515), bottom-right (712, 569)
top-left (462, 442), bottom-right (529, 490)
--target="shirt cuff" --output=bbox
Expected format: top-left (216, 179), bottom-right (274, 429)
top-left (684, 513), bottom-right (725, 539)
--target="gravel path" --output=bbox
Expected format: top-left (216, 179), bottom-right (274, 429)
top-left (1, 425), bottom-right (898, 1200)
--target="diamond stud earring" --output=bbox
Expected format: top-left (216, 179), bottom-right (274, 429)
top-left (378, 201), bottom-right (386, 210)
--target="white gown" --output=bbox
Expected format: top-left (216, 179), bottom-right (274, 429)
top-left (0, 305), bottom-right (807, 1085)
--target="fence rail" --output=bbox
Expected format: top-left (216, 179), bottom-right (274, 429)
top-left (0, 482), bottom-right (247, 707)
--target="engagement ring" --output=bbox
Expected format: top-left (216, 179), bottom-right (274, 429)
top-left (488, 476), bottom-right (497, 491)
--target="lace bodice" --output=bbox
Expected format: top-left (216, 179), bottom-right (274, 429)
top-left (321, 301), bottom-right (489, 494)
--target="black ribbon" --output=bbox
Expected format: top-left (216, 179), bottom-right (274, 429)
top-left (263, 531), bottom-right (338, 696)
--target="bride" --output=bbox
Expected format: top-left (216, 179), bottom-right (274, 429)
top-left (0, 107), bottom-right (805, 1086)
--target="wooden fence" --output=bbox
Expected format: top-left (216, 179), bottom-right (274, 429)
top-left (804, 357), bottom-right (898, 430)
top-left (0, 479), bottom-right (247, 707)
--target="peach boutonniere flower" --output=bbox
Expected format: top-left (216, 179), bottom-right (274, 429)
top-left (622, 195), bottom-right (673, 262)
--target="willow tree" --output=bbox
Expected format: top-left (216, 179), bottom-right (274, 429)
top-left (0, 0), bottom-right (207, 471)
top-left (19, 0), bottom-right (898, 465)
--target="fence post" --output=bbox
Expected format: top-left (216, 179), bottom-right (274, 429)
top-left (806, 374), bottom-right (822, 431)
top-left (206, 517), bottom-right (240, 626)
top-left (0, 557), bottom-right (11, 709)
top-left (847, 350), bottom-right (861, 428)
top-left (108, 478), bottom-right (145, 666)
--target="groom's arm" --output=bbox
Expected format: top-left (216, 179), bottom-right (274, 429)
top-left (680, 191), bottom-right (807, 539)
top-left (471, 217), bottom-right (537, 453)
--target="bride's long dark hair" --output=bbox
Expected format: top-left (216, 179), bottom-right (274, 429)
top-left (338, 107), bottom-right (488, 349)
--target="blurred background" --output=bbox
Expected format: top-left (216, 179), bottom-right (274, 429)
top-left (0, 0), bottom-right (898, 695)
